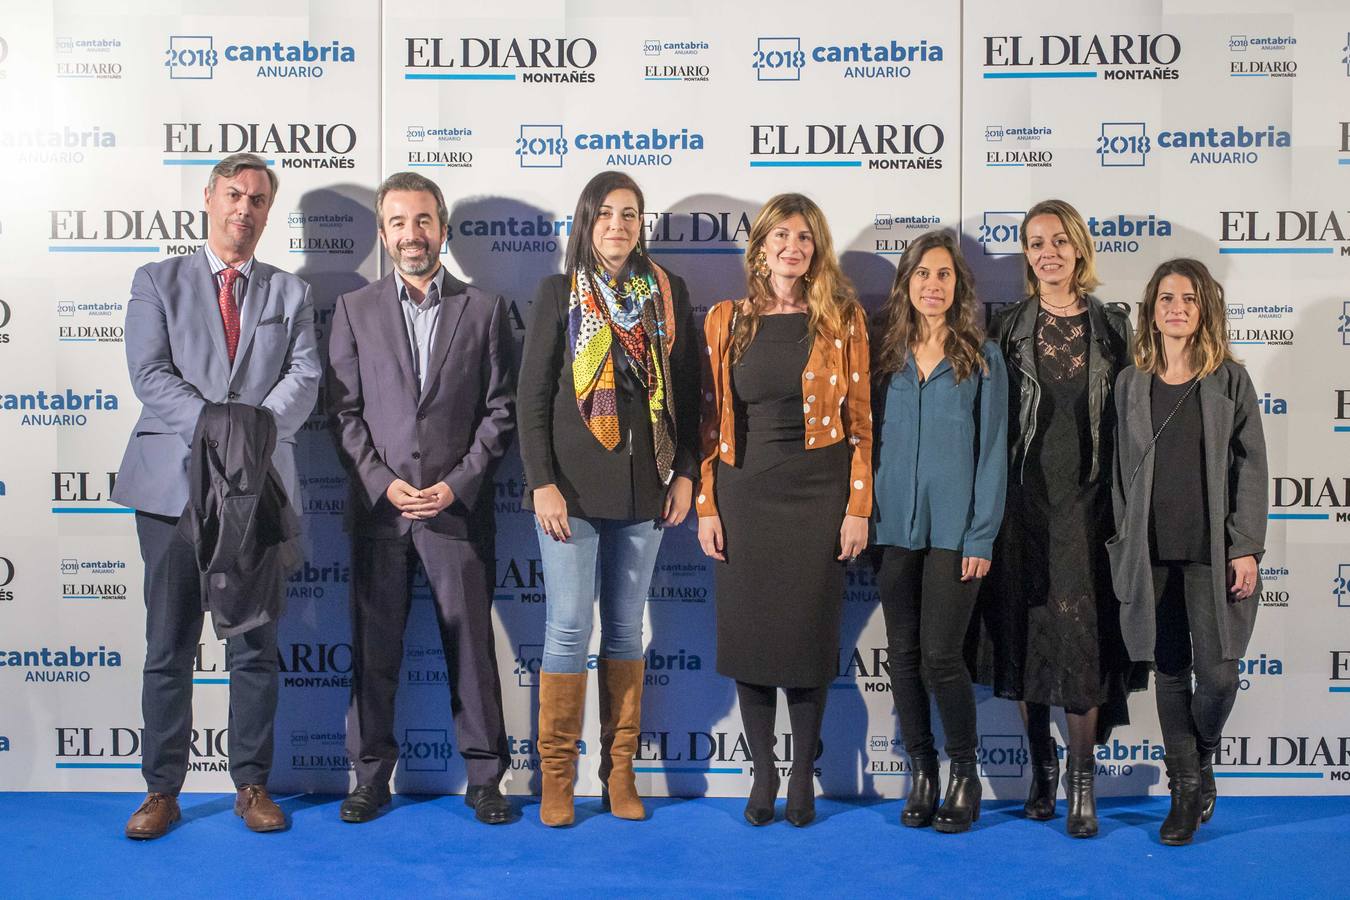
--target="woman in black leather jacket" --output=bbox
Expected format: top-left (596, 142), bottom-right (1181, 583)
top-left (986, 199), bottom-right (1140, 838)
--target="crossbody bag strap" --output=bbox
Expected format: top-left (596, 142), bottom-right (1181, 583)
top-left (1126, 376), bottom-right (1199, 489)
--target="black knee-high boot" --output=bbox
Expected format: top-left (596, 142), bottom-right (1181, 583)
top-left (736, 682), bottom-right (780, 826)
top-left (784, 685), bottom-right (827, 827)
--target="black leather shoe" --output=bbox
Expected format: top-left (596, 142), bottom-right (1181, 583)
top-left (465, 784), bottom-right (511, 825)
top-left (743, 769), bottom-right (780, 826)
top-left (933, 760), bottom-right (982, 834)
top-left (901, 756), bottom-right (940, 828)
top-left (785, 799), bottom-right (816, 828)
top-left (340, 783), bottom-right (390, 823)
top-left (784, 767), bottom-right (816, 827)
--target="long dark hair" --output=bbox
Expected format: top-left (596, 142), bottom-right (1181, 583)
top-left (873, 229), bottom-right (987, 383)
top-left (563, 170), bottom-right (650, 276)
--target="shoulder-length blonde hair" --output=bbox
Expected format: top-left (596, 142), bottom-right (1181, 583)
top-left (1134, 257), bottom-right (1235, 378)
top-left (873, 229), bottom-right (987, 383)
top-left (1020, 198), bottom-right (1101, 297)
top-left (731, 193), bottom-right (860, 364)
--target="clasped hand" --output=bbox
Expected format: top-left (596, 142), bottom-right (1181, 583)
top-left (386, 478), bottom-right (454, 520)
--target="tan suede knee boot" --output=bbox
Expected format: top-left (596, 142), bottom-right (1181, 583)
top-left (538, 671), bottom-right (587, 827)
top-left (597, 658), bottom-right (646, 820)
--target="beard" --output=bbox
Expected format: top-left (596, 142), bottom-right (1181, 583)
top-left (393, 240), bottom-right (438, 277)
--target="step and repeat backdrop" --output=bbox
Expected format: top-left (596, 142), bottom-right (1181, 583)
top-left (0, 0), bottom-right (1346, 798)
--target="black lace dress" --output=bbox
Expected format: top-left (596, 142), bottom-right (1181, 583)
top-left (996, 310), bottom-right (1133, 720)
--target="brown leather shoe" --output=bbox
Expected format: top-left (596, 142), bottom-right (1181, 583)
top-left (125, 792), bottom-right (180, 840)
top-left (234, 784), bottom-right (286, 832)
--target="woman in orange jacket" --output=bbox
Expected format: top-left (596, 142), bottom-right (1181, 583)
top-left (697, 193), bottom-right (872, 827)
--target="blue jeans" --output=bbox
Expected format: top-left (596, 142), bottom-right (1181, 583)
top-left (537, 516), bottom-right (665, 674)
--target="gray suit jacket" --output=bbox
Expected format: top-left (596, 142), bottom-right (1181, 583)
top-left (1109, 361), bottom-right (1268, 662)
top-left (326, 271), bottom-right (516, 540)
top-left (112, 247), bottom-right (322, 518)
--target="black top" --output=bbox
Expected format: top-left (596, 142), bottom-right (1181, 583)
top-left (1148, 375), bottom-right (1209, 563)
top-left (1028, 310), bottom-right (1091, 501)
top-left (517, 270), bottom-right (701, 520)
top-left (730, 313), bottom-right (810, 472)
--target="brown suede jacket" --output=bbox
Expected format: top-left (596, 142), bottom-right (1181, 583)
top-left (696, 299), bottom-right (873, 519)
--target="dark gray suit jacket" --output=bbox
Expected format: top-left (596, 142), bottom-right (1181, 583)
top-left (1109, 361), bottom-right (1268, 662)
top-left (326, 270), bottom-right (516, 540)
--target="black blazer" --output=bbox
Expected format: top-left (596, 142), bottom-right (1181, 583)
top-left (177, 402), bottom-right (301, 638)
top-left (518, 270), bottom-right (701, 520)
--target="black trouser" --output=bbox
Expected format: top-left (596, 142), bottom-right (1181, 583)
top-left (877, 546), bottom-right (982, 763)
top-left (1152, 563), bottom-right (1239, 759)
top-left (136, 511), bottom-right (279, 794)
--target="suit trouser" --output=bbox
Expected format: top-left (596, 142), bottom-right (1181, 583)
top-left (135, 511), bottom-right (279, 794)
top-left (346, 526), bottom-right (509, 787)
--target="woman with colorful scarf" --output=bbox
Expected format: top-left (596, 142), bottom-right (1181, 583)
top-left (518, 171), bottom-right (701, 826)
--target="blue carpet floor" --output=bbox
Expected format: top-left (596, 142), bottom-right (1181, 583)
top-left (1, 793), bottom-right (1345, 898)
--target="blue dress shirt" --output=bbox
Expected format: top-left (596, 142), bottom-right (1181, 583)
top-left (873, 341), bottom-right (1009, 559)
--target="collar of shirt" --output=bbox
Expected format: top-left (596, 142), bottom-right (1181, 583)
top-left (394, 266), bottom-right (445, 311)
top-left (203, 244), bottom-right (255, 283)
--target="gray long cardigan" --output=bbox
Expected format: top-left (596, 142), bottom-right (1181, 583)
top-left (1108, 361), bottom-right (1268, 662)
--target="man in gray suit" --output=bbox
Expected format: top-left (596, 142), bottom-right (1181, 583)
top-left (326, 172), bottom-right (515, 824)
top-left (113, 152), bottom-right (321, 838)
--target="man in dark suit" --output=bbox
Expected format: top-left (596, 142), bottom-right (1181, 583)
top-left (326, 172), bottom-right (516, 824)
top-left (113, 152), bottom-right (321, 838)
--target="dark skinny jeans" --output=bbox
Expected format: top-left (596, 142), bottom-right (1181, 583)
top-left (877, 546), bottom-right (982, 764)
top-left (1152, 562), bottom-right (1240, 760)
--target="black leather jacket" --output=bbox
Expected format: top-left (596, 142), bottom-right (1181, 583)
top-left (991, 295), bottom-right (1133, 485)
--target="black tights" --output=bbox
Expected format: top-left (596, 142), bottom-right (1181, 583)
top-left (736, 681), bottom-right (827, 809)
top-left (1022, 703), bottom-right (1099, 763)
top-left (1152, 563), bottom-right (1240, 759)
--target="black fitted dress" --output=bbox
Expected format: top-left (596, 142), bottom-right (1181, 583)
top-left (1001, 310), bottom-right (1131, 716)
top-left (714, 314), bottom-right (849, 688)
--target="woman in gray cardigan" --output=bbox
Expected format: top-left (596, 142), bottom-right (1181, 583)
top-left (1109, 258), bottom-right (1268, 846)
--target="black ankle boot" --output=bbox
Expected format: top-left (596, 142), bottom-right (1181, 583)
top-left (1198, 748), bottom-right (1217, 824)
top-left (785, 766), bottom-right (815, 827)
top-left (1024, 743), bottom-right (1059, 821)
top-left (743, 766), bottom-right (780, 826)
top-left (901, 755), bottom-right (940, 828)
top-left (1065, 753), bottom-right (1098, 838)
top-left (1160, 751), bottom-right (1202, 846)
top-left (933, 760), bottom-right (981, 834)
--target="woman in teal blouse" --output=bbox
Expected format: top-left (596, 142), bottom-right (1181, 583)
top-left (871, 229), bottom-right (1008, 833)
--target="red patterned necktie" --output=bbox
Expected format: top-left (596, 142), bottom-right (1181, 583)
top-left (217, 267), bottom-right (241, 363)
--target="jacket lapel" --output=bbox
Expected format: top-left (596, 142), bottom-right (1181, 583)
top-left (191, 248), bottom-right (231, 372)
top-left (231, 262), bottom-right (270, 380)
top-left (418, 272), bottom-right (469, 408)
top-left (375, 274), bottom-right (419, 397)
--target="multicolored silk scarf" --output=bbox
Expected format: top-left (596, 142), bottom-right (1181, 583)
top-left (568, 261), bottom-right (678, 482)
